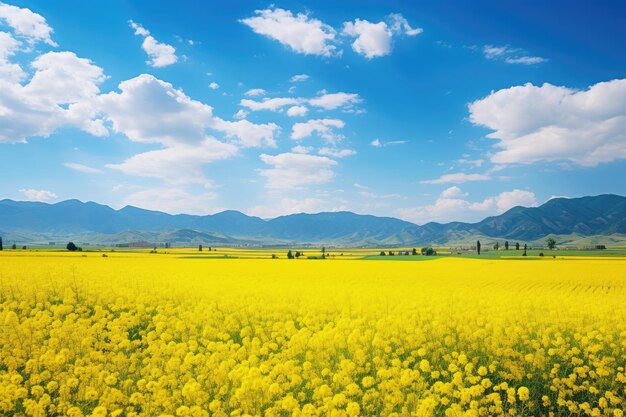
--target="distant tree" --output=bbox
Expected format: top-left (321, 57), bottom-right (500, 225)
top-left (595, 245), bottom-right (606, 250)
top-left (0, 236), bottom-right (3, 251)
top-left (421, 247), bottom-right (437, 256)
top-left (412, 248), bottom-right (418, 256)
top-left (515, 242), bottom-right (520, 250)
top-left (477, 240), bottom-right (481, 255)
top-left (22, 246), bottom-right (26, 250)
top-left (208, 247), bottom-right (212, 251)
top-left (493, 242), bottom-right (500, 251)
top-left (379, 251), bottom-right (386, 256)
top-left (66, 242), bottom-right (78, 252)
top-left (12, 243), bottom-right (17, 250)
top-left (523, 243), bottom-right (528, 256)
top-left (287, 250), bottom-right (294, 259)
top-left (295, 251), bottom-right (301, 258)
top-left (539, 252), bottom-right (544, 257)
top-left (199, 244), bottom-right (203, 251)
top-left (388, 251), bottom-right (394, 256)
top-left (546, 237), bottom-right (556, 250)
top-left (504, 241), bottom-right (509, 250)
top-left (271, 254), bottom-right (277, 259)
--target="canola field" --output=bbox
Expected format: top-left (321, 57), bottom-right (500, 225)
top-left (0, 253), bottom-right (625, 417)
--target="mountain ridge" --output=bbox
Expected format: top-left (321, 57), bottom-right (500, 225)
top-left (1, 194), bottom-right (625, 246)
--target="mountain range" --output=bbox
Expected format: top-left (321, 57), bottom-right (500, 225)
top-left (1, 194), bottom-right (625, 247)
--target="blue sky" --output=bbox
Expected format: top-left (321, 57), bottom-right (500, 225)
top-left (0, 0), bottom-right (625, 223)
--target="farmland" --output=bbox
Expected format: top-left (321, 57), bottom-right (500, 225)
top-left (0, 251), bottom-right (625, 416)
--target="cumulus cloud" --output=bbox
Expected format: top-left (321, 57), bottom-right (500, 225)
top-left (129, 20), bottom-right (177, 67)
top-left (0, 51), bottom-right (107, 143)
top-left (122, 187), bottom-right (219, 215)
top-left (483, 44), bottom-right (546, 65)
top-left (241, 91), bottom-right (361, 113)
top-left (342, 13), bottom-right (422, 58)
top-left (420, 173), bottom-right (491, 185)
top-left (208, 82), bottom-right (219, 90)
top-left (0, 2), bottom-right (56, 45)
top-left (240, 96), bottom-right (302, 111)
top-left (259, 152), bottom-right (337, 189)
top-left (289, 74), bottom-right (309, 82)
top-left (213, 118), bottom-right (280, 148)
top-left (19, 188), bottom-right (58, 202)
top-left (64, 162), bottom-right (103, 174)
top-left (396, 188), bottom-right (537, 224)
top-left (244, 88), bottom-right (266, 96)
top-left (286, 105), bottom-right (308, 117)
top-left (318, 147), bottom-right (356, 158)
top-left (291, 145), bottom-right (314, 154)
top-left (309, 91), bottom-right (361, 110)
top-left (291, 118), bottom-right (345, 142)
top-left (106, 139), bottom-right (237, 186)
top-left (240, 8), bottom-right (338, 57)
top-left (440, 186), bottom-right (467, 198)
top-left (469, 79), bottom-right (626, 166)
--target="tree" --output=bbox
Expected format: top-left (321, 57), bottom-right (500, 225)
top-left (11, 244), bottom-right (17, 250)
top-left (198, 244), bottom-right (203, 251)
top-left (22, 246), bottom-right (26, 250)
top-left (504, 241), bottom-right (509, 250)
top-left (379, 251), bottom-right (386, 256)
top-left (412, 248), bottom-right (418, 255)
top-left (493, 242), bottom-right (500, 250)
top-left (0, 236), bottom-right (3, 251)
top-left (477, 240), bottom-right (481, 255)
top-left (287, 250), bottom-right (294, 259)
top-left (421, 247), bottom-right (437, 256)
top-left (523, 243), bottom-right (528, 256)
top-left (515, 242), bottom-right (520, 250)
top-left (295, 251), bottom-right (301, 258)
top-left (67, 242), bottom-right (78, 251)
top-left (546, 237), bottom-right (556, 250)
top-left (388, 251), bottom-right (394, 256)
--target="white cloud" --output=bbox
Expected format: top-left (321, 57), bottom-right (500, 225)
top-left (370, 138), bottom-right (406, 147)
top-left (342, 19), bottom-right (392, 58)
top-left (457, 158), bottom-right (484, 167)
top-left (342, 14), bottom-right (422, 59)
top-left (387, 13), bottom-right (423, 36)
top-left (291, 118), bottom-right (345, 142)
top-left (233, 109), bottom-right (248, 119)
top-left (107, 139), bottom-right (237, 186)
top-left (129, 20), bottom-right (177, 67)
top-left (483, 44), bottom-right (546, 65)
top-left (353, 183), bottom-right (369, 190)
top-left (248, 197), bottom-right (346, 218)
top-left (504, 56), bottom-right (546, 65)
top-left (241, 8), bottom-right (338, 57)
top-left (469, 79), bottom-right (626, 166)
top-left (19, 188), bottom-right (57, 202)
top-left (259, 152), bottom-right (337, 189)
top-left (0, 31), bottom-right (24, 83)
top-left (241, 92), bottom-right (361, 113)
top-left (286, 105), bottom-right (308, 117)
top-left (0, 51), bottom-right (107, 143)
top-left (209, 82), bottom-right (219, 90)
top-left (309, 92), bottom-right (361, 110)
top-left (213, 118), bottom-right (280, 148)
top-left (396, 189), bottom-right (537, 224)
top-left (64, 162), bottom-right (103, 174)
top-left (421, 173), bottom-right (491, 184)
top-left (440, 186), bottom-right (467, 198)
top-left (291, 145), bottom-right (313, 154)
top-left (0, 2), bottom-right (56, 45)
top-left (122, 187), bottom-right (219, 215)
top-left (318, 147), bottom-right (356, 158)
top-left (244, 88), bottom-right (266, 96)
top-left (240, 96), bottom-right (302, 111)
top-left (289, 74), bottom-right (309, 82)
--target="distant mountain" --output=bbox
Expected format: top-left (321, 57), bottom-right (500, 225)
top-left (1, 194), bottom-right (625, 246)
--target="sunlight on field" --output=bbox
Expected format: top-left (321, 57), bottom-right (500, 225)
top-left (1, 253), bottom-right (625, 417)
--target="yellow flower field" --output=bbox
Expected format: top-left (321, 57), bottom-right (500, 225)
top-left (1, 253), bottom-right (625, 417)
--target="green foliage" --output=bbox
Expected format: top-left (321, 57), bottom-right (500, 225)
top-left (546, 237), bottom-right (557, 250)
